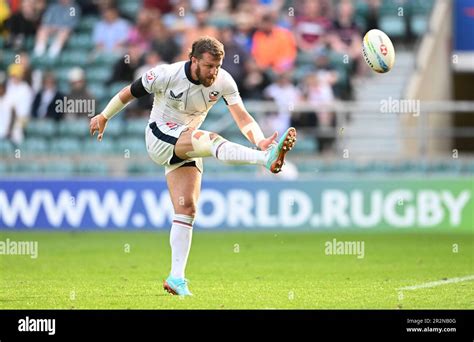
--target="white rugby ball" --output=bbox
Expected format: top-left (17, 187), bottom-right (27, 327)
top-left (362, 29), bottom-right (395, 73)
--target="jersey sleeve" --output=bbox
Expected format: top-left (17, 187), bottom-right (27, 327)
top-left (141, 64), bottom-right (168, 94)
top-left (221, 70), bottom-right (242, 106)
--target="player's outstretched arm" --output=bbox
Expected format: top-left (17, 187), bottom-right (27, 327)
top-left (89, 85), bottom-right (135, 141)
top-left (227, 102), bottom-right (278, 150)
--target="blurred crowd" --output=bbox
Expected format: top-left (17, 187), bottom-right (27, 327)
top-left (0, 0), bottom-right (386, 153)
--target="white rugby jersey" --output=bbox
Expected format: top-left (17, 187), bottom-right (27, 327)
top-left (141, 61), bottom-right (242, 128)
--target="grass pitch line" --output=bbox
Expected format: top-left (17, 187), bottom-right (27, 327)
top-left (398, 275), bottom-right (474, 291)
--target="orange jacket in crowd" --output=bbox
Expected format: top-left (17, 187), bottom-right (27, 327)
top-left (251, 26), bottom-right (297, 73)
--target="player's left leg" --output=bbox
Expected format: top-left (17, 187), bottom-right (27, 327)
top-left (162, 164), bottom-right (201, 296)
top-left (174, 127), bottom-right (297, 174)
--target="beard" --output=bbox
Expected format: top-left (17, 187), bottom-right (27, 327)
top-left (196, 64), bottom-right (217, 87)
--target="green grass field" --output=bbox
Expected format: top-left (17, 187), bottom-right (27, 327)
top-left (0, 231), bottom-right (472, 309)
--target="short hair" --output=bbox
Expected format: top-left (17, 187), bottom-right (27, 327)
top-left (188, 36), bottom-right (225, 61)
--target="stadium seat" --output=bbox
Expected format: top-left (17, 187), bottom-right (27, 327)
top-left (60, 49), bottom-right (90, 67)
top-left (103, 118), bottom-right (124, 137)
top-left (293, 137), bottom-right (316, 153)
top-left (77, 15), bottom-right (99, 33)
top-left (0, 161), bottom-right (8, 174)
top-left (124, 119), bottom-right (147, 137)
top-left (68, 33), bottom-right (94, 50)
top-left (108, 81), bottom-right (129, 98)
top-left (411, 15), bottom-right (429, 36)
top-left (411, 0), bottom-right (434, 15)
top-left (127, 162), bottom-right (158, 175)
top-left (86, 66), bottom-right (113, 83)
top-left (55, 66), bottom-right (75, 84)
top-left (87, 82), bottom-right (109, 104)
top-left (116, 137), bottom-right (145, 156)
top-left (50, 137), bottom-right (82, 155)
top-left (296, 161), bottom-right (319, 173)
top-left (58, 81), bottom-right (70, 95)
top-left (0, 140), bottom-right (14, 157)
top-left (82, 139), bottom-right (116, 155)
top-left (25, 120), bottom-right (57, 137)
top-left (0, 49), bottom-right (16, 69)
top-left (92, 52), bottom-right (122, 67)
top-left (293, 65), bottom-right (314, 83)
top-left (78, 162), bottom-right (109, 175)
top-left (207, 17), bottom-right (235, 29)
top-left (10, 161), bottom-right (42, 174)
top-left (379, 16), bottom-right (406, 38)
top-left (19, 138), bottom-right (49, 154)
top-left (43, 160), bottom-right (75, 175)
top-left (58, 119), bottom-right (90, 138)
top-left (462, 160), bottom-right (474, 174)
top-left (118, 1), bottom-right (141, 19)
top-left (296, 51), bottom-right (315, 68)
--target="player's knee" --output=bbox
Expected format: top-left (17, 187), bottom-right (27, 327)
top-left (176, 204), bottom-right (196, 217)
top-left (192, 131), bottom-right (219, 141)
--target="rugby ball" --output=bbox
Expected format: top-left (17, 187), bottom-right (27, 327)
top-left (362, 29), bottom-right (395, 73)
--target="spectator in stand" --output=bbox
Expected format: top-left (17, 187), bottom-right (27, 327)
top-left (77, 0), bottom-right (116, 16)
top-left (135, 51), bottom-right (163, 81)
top-left (0, 71), bottom-right (13, 141)
top-left (130, 51), bottom-right (162, 118)
top-left (299, 72), bottom-right (336, 153)
top-left (263, 71), bottom-right (301, 137)
top-left (219, 24), bottom-right (248, 90)
top-left (162, 0), bottom-right (197, 46)
top-left (293, 0), bottom-right (332, 54)
top-left (150, 19), bottom-right (180, 63)
top-left (33, 0), bottom-right (81, 59)
top-left (328, 0), bottom-right (364, 76)
top-left (107, 44), bottom-right (143, 85)
top-left (15, 51), bottom-right (43, 93)
top-left (127, 7), bottom-right (159, 55)
top-left (144, 0), bottom-right (173, 14)
top-left (233, 12), bottom-right (256, 54)
top-left (240, 57), bottom-right (272, 100)
top-left (66, 67), bottom-right (96, 119)
top-left (208, 0), bottom-right (235, 27)
top-left (0, 0), bottom-right (10, 36)
top-left (5, 63), bottom-right (33, 145)
top-left (365, 0), bottom-right (381, 30)
top-left (251, 10), bottom-right (297, 74)
top-left (92, 5), bottom-right (130, 54)
top-left (4, 0), bottom-right (42, 51)
top-left (178, 7), bottom-right (218, 60)
top-left (31, 72), bottom-right (64, 121)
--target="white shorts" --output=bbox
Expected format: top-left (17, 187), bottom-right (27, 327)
top-left (145, 121), bottom-right (203, 175)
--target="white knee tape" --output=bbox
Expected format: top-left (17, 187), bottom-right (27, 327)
top-left (186, 130), bottom-right (215, 158)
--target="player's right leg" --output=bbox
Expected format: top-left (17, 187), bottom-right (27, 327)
top-left (174, 127), bottom-right (297, 174)
top-left (162, 165), bottom-right (202, 296)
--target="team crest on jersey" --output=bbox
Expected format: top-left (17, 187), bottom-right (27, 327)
top-left (170, 90), bottom-right (184, 99)
top-left (208, 91), bottom-right (219, 101)
top-left (146, 70), bottom-right (156, 81)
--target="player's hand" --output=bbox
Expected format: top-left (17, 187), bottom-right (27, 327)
top-left (89, 113), bottom-right (108, 141)
top-left (257, 131), bottom-right (278, 150)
